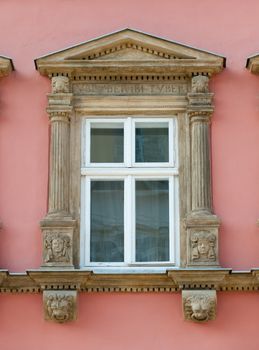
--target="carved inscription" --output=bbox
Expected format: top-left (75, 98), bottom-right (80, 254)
top-left (44, 290), bottom-right (77, 323)
top-left (182, 290), bottom-right (216, 323)
top-left (72, 82), bottom-right (188, 96)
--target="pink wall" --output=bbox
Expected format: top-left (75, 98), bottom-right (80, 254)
top-left (0, 0), bottom-right (259, 348)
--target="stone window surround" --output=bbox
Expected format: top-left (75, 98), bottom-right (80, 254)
top-left (34, 29), bottom-right (225, 271)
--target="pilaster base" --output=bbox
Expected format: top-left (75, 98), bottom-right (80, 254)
top-left (185, 214), bottom-right (220, 267)
top-left (40, 216), bottom-right (76, 269)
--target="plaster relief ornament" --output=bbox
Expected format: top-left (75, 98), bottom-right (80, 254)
top-left (51, 76), bottom-right (70, 93)
top-left (182, 290), bottom-right (216, 323)
top-left (191, 231), bottom-right (216, 262)
top-left (191, 75), bottom-right (209, 93)
top-left (44, 291), bottom-right (77, 323)
top-left (44, 232), bottom-right (71, 263)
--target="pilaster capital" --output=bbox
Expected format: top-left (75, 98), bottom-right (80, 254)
top-left (191, 75), bottom-right (210, 93)
top-left (47, 92), bottom-right (73, 107)
top-left (188, 93), bottom-right (214, 107)
top-left (188, 75), bottom-right (213, 108)
top-left (51, 76), bottom-right (70, 94)
top-left (46, 109), bottom-right (73, 123)
top-left (188, 109), bottom-right (213, 123)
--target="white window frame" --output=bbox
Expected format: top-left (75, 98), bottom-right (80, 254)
top-left (80, 116), bottom-right (179, 269)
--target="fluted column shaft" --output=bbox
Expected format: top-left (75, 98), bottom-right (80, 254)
top-left (48, 112), bottom-right (70, 215)
top-left (190, 113), bottom-right (212, 214)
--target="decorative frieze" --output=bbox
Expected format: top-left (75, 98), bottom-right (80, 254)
top-left (43, 290), bottom-right (77, 323)
top-left (72, 81), bottom-right (188, 96)
top-left (182, 290), bottom-right (217, 323)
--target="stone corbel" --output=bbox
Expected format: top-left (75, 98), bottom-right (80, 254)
top-left (40, 75), bottom-right (76, 269)
top-left (43, 290), bottom-right (77, 323)
top-left (182, 289), bottom-right (217, 323)
top-left (186, 74), bottom-right (220, 267)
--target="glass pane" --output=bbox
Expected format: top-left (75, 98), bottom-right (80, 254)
top-left (91, 123), bottom-right (124, 163)
top-left (90, 181), bottom-right (124, 262)
top-left (135, 180), bottom-right (169, 262)
top-left (135, 122), bottom-right (169, 163)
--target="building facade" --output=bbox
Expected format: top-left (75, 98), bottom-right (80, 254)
top-left (1, 0), bottom-right (259, 349)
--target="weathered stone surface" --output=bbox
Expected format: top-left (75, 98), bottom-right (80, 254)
top-left (43, 290), bottom-right (77, 323)
top-left (182, 289), bottom-right (216, 323)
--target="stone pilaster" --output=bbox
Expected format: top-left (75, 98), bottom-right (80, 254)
top-left (40, 76), bottom-right (76, 268)
top-left (186, 75), bottom-right (220, 267)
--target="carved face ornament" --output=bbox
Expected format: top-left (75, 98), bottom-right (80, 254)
top-left (190, 297), bottom-right (210, 322)
top-left (44, 232), bottom-right (71, 263)
top-left (47, 295), bottom-right (73, 323)
top-left (52, 237), bottom-right (64, 255)
top-left (191, 231), bottom-right (216, 261)
top-left (185, 295), bottom-right (212, 322)
top-left (191, 75), bottom-right (209, 93)
top-left (51, 76), bottom-right (69, 94)
top-left (197, 238), bottom-right (210, 256)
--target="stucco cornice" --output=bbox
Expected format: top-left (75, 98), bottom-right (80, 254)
top-left (2, 269), bottom-right (259, 293)
top-left (246, 54), bottom-right (259, 74)
top-left (0, 56), bottom-right (14, 77)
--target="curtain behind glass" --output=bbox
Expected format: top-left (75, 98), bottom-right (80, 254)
top-left (91, 181), bottom-right (124, 262)
top-left (136, 180), bottom-right (169, 262)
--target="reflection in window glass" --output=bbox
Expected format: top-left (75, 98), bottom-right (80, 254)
top-left (91, 181), bottom-right (124, 262)
top-left (91, 123), bottom-right (124, 163)
top-left (135, 180), bottom-right (169, 262)
top-left (135, 122), bottom-right (168, 162)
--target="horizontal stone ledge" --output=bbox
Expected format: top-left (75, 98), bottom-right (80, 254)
top-left (1, 269), bottom-right (259, 293)
top-left (37, 60), bottom-right (223, 77)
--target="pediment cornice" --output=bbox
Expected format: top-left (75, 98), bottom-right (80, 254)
top-left (246, 54), bottom-right (259, 74)
top-left (35, 29), bottom-right (225, 77)
top-left (0, 56), bottom-right (14, 77)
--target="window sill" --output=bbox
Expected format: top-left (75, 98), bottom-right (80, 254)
top-left (1, 268), bottom-right (259, 293)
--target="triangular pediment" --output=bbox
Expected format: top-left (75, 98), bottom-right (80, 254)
top-left (0, 56), bottom-right (14, 77)
top-left (35, 28), bottom-right (225, 76)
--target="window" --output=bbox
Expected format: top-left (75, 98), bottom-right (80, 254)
top-left (80, 117), bottom-right (179, 267)
top-left (36, 28), bottom-right (224, 273)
